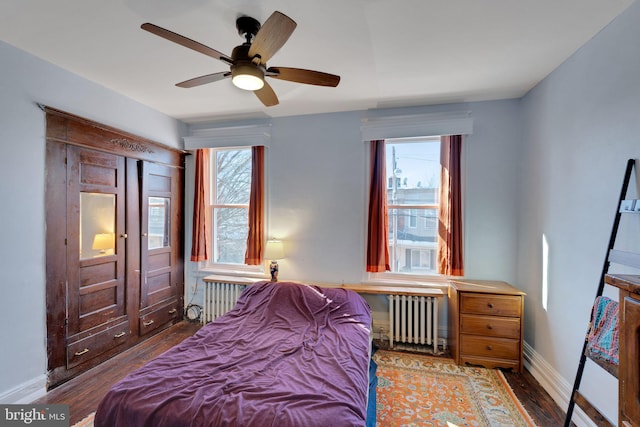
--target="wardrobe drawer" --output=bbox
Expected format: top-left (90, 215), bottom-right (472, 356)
top-left (460, 293), bottom-right (521, 317)
top-left (460, 314), bottom-right (521, 338)
top-left (460, 335), bottom-right (520, 360)
top-left (67, 320), bottom-right (130, 369)
top-left (139, 302), bottom-right (180, 336)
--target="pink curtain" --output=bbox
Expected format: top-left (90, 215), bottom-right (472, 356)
top-left (190, 149), bottom-right (211, 262)
top-left (366, 140), bottom-right (391, 272)
top-left (438, 135), bottom-right (464, 276)
top-left (244, 146), bottom-right (265, 265)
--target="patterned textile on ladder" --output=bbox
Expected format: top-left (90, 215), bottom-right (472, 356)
top-left (586, 296), bottom-right (620, 366)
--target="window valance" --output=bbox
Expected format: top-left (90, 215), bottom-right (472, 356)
top-left (361, 111), bottom-right (473, 141)
top-left (183, 123), bottom-right (272, 150)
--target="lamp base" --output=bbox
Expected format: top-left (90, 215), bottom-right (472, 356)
top-left (270, 260), bottom-right (279, 282)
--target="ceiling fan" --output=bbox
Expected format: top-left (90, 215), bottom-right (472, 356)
top-left (141, 11), bottom-right (340, 107)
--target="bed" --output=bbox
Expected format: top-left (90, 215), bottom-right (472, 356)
top-left (95, 280), bottom-right (373, 427)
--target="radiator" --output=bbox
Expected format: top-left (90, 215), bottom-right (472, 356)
top-left (202, 281), bottom-right (247, 323)
top-left (388, 294), bottom-right (439, 352)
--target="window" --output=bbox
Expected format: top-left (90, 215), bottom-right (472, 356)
top-left (207, 147), bottom-right (261, 272)
top-left (385, 137), bottom-right (440, 276)
top-left (409, 209), bottom-right (417, 229)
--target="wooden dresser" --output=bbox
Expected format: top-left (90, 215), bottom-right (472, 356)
top-left (604, 273), bottom-right (640, 427)
top-left (448, 279), bottom-right (525, 372)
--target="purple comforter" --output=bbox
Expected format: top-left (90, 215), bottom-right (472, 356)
top-left (95, 281), bottom-right (372, 427)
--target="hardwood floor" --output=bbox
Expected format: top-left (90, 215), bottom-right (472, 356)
top-left (503, 368), bottom-right (574, 427)
top-left (35, 321), bottom-right (570, 426)
top-left (34, 321), bottom-right (201, 425)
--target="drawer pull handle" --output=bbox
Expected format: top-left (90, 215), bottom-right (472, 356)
top-left (114, 332), bottom-right (126, 338)
top-left (487, 303), bottom-right (494, 309)
top-left (168, 308), bottom-right (177, 314)
top-left (486, 324), bottom-right (493, 330)
top-left (486, 345), bottom-right (493, 351)
top-left (143, 320), bottom-right (155, 327)
top-left (74, 348), bottom-right (89, 356)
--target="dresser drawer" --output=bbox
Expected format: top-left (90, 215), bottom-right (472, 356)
top-left (461, 355), bottom-right (521, 371)
top-left (460, 335), bottom-right (520, 360)
top-left (139, 301), bottom-right (180, 336)
top-left (460, 314), bottom-right (521, 338)
top-left (460, 293), bottom-right (521, 317)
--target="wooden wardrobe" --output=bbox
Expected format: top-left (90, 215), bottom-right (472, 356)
top-left (45, 108), bottom-right (185, 388)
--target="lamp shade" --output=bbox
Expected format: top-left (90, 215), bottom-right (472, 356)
top-left (263, 239), bottom-right (285, 260)
top-left (92, 233), bottom-right (114, 251)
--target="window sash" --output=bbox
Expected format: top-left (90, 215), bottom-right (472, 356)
top-left (369, 137), bottom-right (449, 281)
top-left (204, 147), bottom-right (263, 274)
top-left (387, 206), bottom-right (438, 275)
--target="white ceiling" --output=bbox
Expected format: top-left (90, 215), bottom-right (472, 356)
top-left (0, 0), bottom-right (634, 123)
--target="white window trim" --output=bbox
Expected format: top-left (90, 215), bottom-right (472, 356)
top-left (197, 146), bottom-right (269, 278)
top-left (197, 262), bottom-right (268, 279)
top-left (362, 113), bottom-right (472, 285)
top-left (183, 122), bottom-right (272, 279)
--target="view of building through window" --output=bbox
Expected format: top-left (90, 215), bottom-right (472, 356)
top-left (386, 137), bottom-right (441, 275)
top-left (210, 148), bottom-right (251, 265)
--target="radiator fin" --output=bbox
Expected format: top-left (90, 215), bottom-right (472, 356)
top-left (202, 281), bottom-right (247, 323)
top-left (388, 295), bottom-right (438, 352)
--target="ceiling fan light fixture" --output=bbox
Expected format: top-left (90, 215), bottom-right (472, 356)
top-left (231, 63), bottom-right (264, 91)
top-left (142, 12), bottom-right (340, 107)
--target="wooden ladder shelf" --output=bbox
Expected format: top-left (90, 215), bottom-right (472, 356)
top-left (564, 158), bottom-right (639, 427)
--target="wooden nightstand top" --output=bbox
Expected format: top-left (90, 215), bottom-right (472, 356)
top-left (606, 274), bottom-right (640, 295)
top-left (202, 275), bottom-right (445, 297)
top-left (449, 279), bottom-right (526, 296)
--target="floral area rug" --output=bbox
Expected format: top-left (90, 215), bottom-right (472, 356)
top-left (373, 350), bottom-right (537, 427)
top-left (71, 412), bottom-right (94, 427)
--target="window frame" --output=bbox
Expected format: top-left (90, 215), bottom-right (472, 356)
top-left (201, 146), bottom-right (266, 277)
top-left (368, 136), bottom-right (449, 285)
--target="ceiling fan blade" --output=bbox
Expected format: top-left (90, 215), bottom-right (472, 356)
top-left (267, 67), bottom-right (340, 87)
top-left (248, 12), bottom-right (297, 64)
top-left (254, 81), bottom-right (279, 107)
top-left (141, 23), bottom-right (233, 65)
top-left (176, 72), bottom-right (231, 88)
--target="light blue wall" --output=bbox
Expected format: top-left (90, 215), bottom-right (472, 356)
top-left (3, 2), bottom-right (638, 420)
top-left (187, 101), bottom-right (521, 286)
top-left (0, 40), bottom-right (184, 402)
top-left (184, 101), bottom-right (522, 338)
top-left (518, 0), bottom-right (640, 422)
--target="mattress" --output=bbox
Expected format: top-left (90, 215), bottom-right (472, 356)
top-left (95, 280), bottom-right (372, 427)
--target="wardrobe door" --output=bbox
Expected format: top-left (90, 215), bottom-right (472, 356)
top-left (65, 146), bottom-right (131, 370)
top-left (138, 161), bottom-right (183, 336)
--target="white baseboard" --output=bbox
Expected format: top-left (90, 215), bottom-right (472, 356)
top-left (523, 341), bottom-right (598, 427)
top-left (0, 374), bottom-right (47, 404)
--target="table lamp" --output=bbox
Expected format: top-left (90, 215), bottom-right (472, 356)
top-left (264, 239), bottom-right (285, 282)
